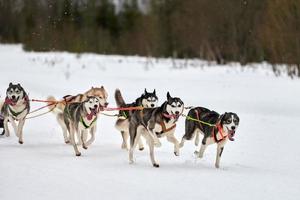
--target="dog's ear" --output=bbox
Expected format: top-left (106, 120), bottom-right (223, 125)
top-left (9, 82), bottom-right (13, 87)
top-left (144, 88), bottom-right (148, 94)
top-left (153, 89), bottom-right (156, 95)
top-left (91, 86), bottom-right (94, 90)
top-left (167, 92), bottom-right (171, 100)
top-left (217, 114), bottom-right (225, 124)
top-left (101, 86), bottom-right (104, 89)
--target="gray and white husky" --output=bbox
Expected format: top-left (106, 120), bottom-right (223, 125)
top-left (180, 107), bottom-right (240, 168)
top-left (1, 83), bottom-right (30, 144)
top-left (129, 92), bottom-right (184, 167)
top-left (115, 88), bottom-right (158, 150)
top-left (63, 96), bottom-right (102, 156)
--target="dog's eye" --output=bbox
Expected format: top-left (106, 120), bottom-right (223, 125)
top-left (99, 97), bottom-right (103, 99)
top-left (171, 105), bottom-right (175, 108)
top-left (16, 90), bottom-right (20, 94)
top-left (226, 119), bottom-right (231, 123)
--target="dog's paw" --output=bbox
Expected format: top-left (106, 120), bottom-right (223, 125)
top-left (18, 140), bottom-right (23, 144)
top-left (129, 160), bottom-right (134, 164)
top-left (153, 163), bottom-right (160, 168)
top-left (139, 147), bottom-right (144, 151)
top-left (215, 163), bottom-right (220, 169)
top-left (83, 145), bottom-right (88, 150)
top-left (174, 152), bottom-right (179, 156)
top-left (65, 140), bottom-right (70, 144)
top-left (76, 152), bottom-right (81, 156)
top-left (194, 151), bottom-right (201, 158)
top-left (121, 143), bottom-right (128, 150)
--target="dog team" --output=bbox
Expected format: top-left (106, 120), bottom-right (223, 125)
top-left (0, 83), bottom-right (240, 168)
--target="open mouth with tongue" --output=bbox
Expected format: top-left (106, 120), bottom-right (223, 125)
top-left (226, 128), bottom-right (235, 141)
top-left (87, 107), bottom-right (98, 120)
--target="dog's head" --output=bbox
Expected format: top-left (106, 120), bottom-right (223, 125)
top-left (86, 86), bottom-right (109, 109)
top-left (218, 112), bottom-right (240, 141)
top-left (141, 89), bottom-right (158, 108)
top-left (84, 96), bottom-right (101, 116)
top-left (6, 83), bottom-right (26, 104)
top-left (165, 92), bottom-right (184, 119)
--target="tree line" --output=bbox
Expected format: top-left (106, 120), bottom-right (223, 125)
top-left (0, 0), bottom-right (299, 76)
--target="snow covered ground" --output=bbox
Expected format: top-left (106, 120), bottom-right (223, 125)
top-left (0, 44), bottom-right (299, 200)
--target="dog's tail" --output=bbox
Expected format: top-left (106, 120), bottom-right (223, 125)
top-left (47, 96), bottom-right (65, 114)
top-left (115, 89), bottom-right (126, 107)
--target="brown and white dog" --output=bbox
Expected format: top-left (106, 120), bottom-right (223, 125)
top-left (180, 107), bottom-right (240, 168)
top-left (47, 86), bottom-right (108, 145)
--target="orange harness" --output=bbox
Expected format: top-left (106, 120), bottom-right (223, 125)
top-left (159, 121), bottom-right (176, 133)
top-left (212, 124), bottom-right (227, 143)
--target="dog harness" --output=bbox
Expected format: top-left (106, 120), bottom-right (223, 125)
top-left (5, 95), bottom-right (29, 118)
top-left (159, 121), bottom-right (176, 133)
top-left (212, 123), bottom-right (227, 143)
top-left (80, 116), bottom-right (97, 129)
top-left (194, 109), bottom-right (227, 143)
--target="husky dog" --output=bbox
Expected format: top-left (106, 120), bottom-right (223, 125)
top-left (129, 92), bottom-right (184, 167)
top-left (180, 107), bottom-right (240, 168)
top-left (63, 96), bottom-right (102, 156)
top-left (115, 88), bottom-right (158, 150)
top-left (1, 83), bottom-right (30, 144)
top-left (47, 86), bottom-right (108, 145)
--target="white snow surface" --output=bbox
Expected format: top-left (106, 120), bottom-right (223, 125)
top-left (0, 44), bottom-right (299, 200)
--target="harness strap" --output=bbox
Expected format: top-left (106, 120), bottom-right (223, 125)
top-left (194, 109), bottom-right (204, 130)
top-left (80, 116), bottom-right (97, 129)
top-left (8, 106), bottom-right (28, 118)
top-left (159, 121), bottom-right (176, 133)
top-left (212, 123), bottom-right (227, 143)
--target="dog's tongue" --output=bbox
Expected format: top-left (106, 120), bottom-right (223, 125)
top-left (228, 131), bottom-right (235, 141)
top-left (87, 108), bottom-right (97, 120)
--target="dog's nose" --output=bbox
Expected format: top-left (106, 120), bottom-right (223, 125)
top-left (175, 111), bottom-right (180, 115)
top-left (151, 104), bottom-right (155, 107)
top-left (104, 102), bottom-right (109, 107)
top-left (231, 126), bottom-right (236, 130)
top-left (12, 95), bottom-right (16, 99)
top-left (94, 105), bottom-right (98, 109)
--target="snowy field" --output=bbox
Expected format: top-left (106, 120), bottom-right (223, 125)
top-left (0, 44), bottom-right (299, 200)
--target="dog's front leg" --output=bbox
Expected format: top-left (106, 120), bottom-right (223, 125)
top-left (85, 125), bottom-right (96, 146)
top-left (81, 130), bottom-right (88, 149)
top-left (215, 141), bottom-right (226, 168)
top-left (8, 116), bottom-right (17, 136)
top-left (143, 132), bottom-right (159, 167)
top-left (76, 129), bottom-right (82, 145)
top-left (17, 119), bottom-right (25, 144)
top-left (147, 122), bottom-right (161, 147)
top-left (57, 114), bottom-right (69, 144)
top-left (3, 118), bottom-right (10, 137)
top-left (121, 131), bottom-right (129, 150)
top-left (69, 125), bottom-right (81, 156)
top-left (166, 133), bottom-right (180, 156)
top-left (129, 124), bottom-right (140, 164)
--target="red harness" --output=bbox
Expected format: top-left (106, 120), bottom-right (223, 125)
top-left (212, 123), bottom-right (227, 143)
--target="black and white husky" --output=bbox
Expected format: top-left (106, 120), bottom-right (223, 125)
top-left (115, 88), bottom-right (158, 150)
top-left (129, 92), bottom-right (184, 167)
top-left (63, 96), bottom-right (102, 156)
top-left (180, 107), bottom-right (240, 168)
top-left (0, 83), bottom-right (30, 144)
